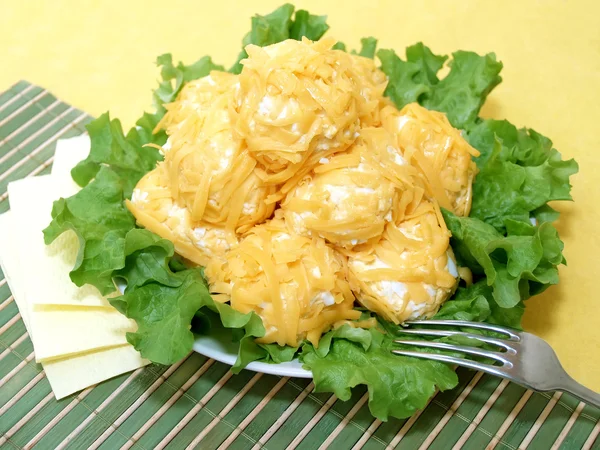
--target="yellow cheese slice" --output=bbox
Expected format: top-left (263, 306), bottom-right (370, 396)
top-left (0, 211), bottom-right (34, 337)
top-left (7, 175), bottom-right (112, 307)
top-left (43, 344), bottom-right (148, 400)
top-left (0, 205), bottom-right (134, 362)
top-left (51, 135), bottom-right (91, 184)
top-left (30, 307), bottom-right (135, 362)
top-left (0, 212), bottom-right (148, 399)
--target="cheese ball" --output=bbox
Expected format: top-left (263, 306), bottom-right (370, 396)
top-left (158, 71), bottom-right (276, 233)
top-left (381, 103), bottom-right (480, 216)
top-left (281, 144), bottom-right (398, 249)
top-left (128, 164), bottom-right (237, 267)
top-left (158, 71), bottom-right (238, 128)
top-left (205, 215), bottom-right (359, 347)
top-left (233, 37), bottom-right (386, 188)
top-left (350, 127), bottom-right (436, 225)
top-left (348, 204), bottom-right (458, 323)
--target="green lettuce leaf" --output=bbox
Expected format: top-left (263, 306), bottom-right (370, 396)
top-left (434, 284), bottom-right (492, 322)
top-left (209, 305), bottom-right (266, 372)
top-left (44, 161), bottom-right (178, 298)
top-left (70, 113), bottom-right (162, 197)
top-left (435, 280), bottom-right (524, 329)
top-left (116, 228), bottom-right (181, 292)
top-left (194, 309), bottom-right (296, 367)
top-left (134, 111), bottom-right (168, 147)
top-left (112, 267), bottom-right (268, 367)
top-left (44, 113), bottom-right (169, 294)
top-left (43, 167), bottom-right (135, 295)
top-left (289, 9), bottom-right (329, 41)
top-left (377, 47), bottom-right (436, 112)
top-left (467, 120), bottom-right (578, 231)
top-left (468, 119), bottom-right (565, 167)
top-left (257, 343), bottom-right (298, 364)
top-left (353, 37), bottom-right (378, 58)
top-left (110, 269), bottom-right (206, 364)
top-left (332, 41), bottom-right (347, 51)
top-left (531, 204), bottom-right (561, 225)
top-left (378, 44), bottom-right (501, 129)
top-left (406, 42), bottom-right (448, 85)
top-left (421, 51), bottom-right (502, 129)
top-left (230, 4), bottom-right (330, 73)
top-left (443, 210), bottom-right (565, 310)
top-left (300, 324), bottom-right (458, 421)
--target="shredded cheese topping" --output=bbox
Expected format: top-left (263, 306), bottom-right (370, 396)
top-left (282, 142), bottom-right (398, 248)
top-left (381, 103), bottom-right (480, 216)
top-left (127, 164), bottom-right (237, 267)
top-left (157, 72), bottom-right (276, 233)
top-left (126, 37), bottom-right (479, 343)
top-left (206, 214), bottom-right (358, 347)
top-left (232, 37), bottom-right (387, 195)
top-left (348, 206), bottom-right (458, 323)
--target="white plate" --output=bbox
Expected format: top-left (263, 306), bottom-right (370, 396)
top-left (193, 334), bottom-right (312, 378)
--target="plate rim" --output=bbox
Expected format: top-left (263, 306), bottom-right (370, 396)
top-left (193, 335), bottom-right (313, 378)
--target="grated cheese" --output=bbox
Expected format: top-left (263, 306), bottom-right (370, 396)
top-left (381, 103), bottom-right (480, 216)
top-left (156, 71), bottom-right (276, 233)
top-left (127, 164), bottom-right (237, 267)
top-left (125, 37), bottom-right (478, 345)
top-left (281, 142), bottom-right (398, 249)
top-left (205, 214), bottom-right (358, 347)
top-left (232, 37), bottom-right (388, 191)
top-left (348, 208), bottom-right (458, 323)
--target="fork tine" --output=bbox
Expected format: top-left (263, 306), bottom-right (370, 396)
top-left (394, 329), bottom-right (517, 351)
top-left (393, 340), bottom-right (513, 364)
top-left (391, 350), bottom-right (509, 378)
top-left (404, 320), bottom-right (521, 341)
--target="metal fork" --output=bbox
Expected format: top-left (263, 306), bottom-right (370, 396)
top-left (392, 320), bottom-right (600, 408)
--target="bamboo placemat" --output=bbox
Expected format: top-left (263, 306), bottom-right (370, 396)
top-left (0, 81), bottom-right (598, 450)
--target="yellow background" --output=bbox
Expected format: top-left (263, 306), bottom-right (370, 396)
top-left (1, 0), bottom-right (599, 390)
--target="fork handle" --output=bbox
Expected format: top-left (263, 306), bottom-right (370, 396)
top-left (558, 376), bottom-right (600, 409)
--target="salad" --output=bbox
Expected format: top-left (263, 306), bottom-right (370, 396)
top-left (43, 4), bottom-right (578, 420)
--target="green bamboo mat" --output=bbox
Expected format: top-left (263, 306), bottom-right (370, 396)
top-left (0, 80), bottom-right (598, 450)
